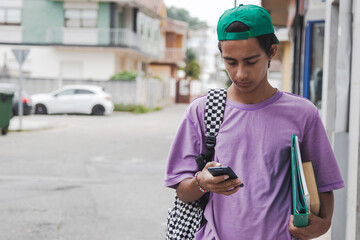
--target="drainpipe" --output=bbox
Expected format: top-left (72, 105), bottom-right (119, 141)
top-left (110, 3), bottom-right (117, 46)
top-left (291, 0), bottom-right (303, 95)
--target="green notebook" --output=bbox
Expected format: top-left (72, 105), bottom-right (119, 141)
top-left (291, 134), bottom-right (309, 227)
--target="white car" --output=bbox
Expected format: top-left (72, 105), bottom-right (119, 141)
top-left (31, 85), bottom-right (114, 115)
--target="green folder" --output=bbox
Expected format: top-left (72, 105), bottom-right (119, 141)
top-left (291, 134), bottom-right (309, 227)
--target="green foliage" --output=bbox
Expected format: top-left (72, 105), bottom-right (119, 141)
top-left (184, 49), bottom-right (200, 79)
top-left (185, 60), bottom-right (201, 80)
top-left (133, 105), bottom-right (150, 114)
top-left (151, 75), bottom-right (163, 81)
top-left (114, 104), bottom-right (138, 112)
top-left (186, 48), bottom-right (197, 62)
top-left (114, 104), bottom-right (162, 114)
top-left (110, 71), bottom-right (137, 81)
top-left (166, 6), bottom-right (207, 29)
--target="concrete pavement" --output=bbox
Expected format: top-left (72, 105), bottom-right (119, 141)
top-left (0, 104), bottom-right (189, 239)
top-left (9, 116), bottom-right (54, 131)
top-left (2, 105), bottom-right (331, 239)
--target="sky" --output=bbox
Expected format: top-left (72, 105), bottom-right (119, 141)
top-left (163, 0), bottom-right (262, 27)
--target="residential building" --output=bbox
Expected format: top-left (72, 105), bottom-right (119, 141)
top-left (263, 0), bottom-right (360, 239)
top-left (187, 26), bottom-right (219, 91)
top-left (149, 17), bottom-right (187, 81)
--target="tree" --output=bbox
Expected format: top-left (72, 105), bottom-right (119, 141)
top-left (166, 6), bottom-right (207, 29)
top-left (186, 60), bottom-right (201, 80)
top-left (184, 48), bottom-right (201, 79)
top-left (186, 48), bottom-right (196, 62)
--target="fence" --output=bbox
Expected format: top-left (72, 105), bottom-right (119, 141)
top-left (0, 77), bottom-right (173, 108)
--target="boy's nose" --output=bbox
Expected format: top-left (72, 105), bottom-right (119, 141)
top-left (235, 65), bottom-right (248, 80)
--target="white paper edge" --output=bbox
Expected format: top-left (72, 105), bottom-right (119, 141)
top-left (295, 135), bottom-right (310, 211)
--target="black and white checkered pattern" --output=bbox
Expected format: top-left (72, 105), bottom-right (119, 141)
top-left (205, 88), bottom-right (227, 138)
top-left (166, 197), bottom-right (203, 240)
top-left (166, 89), bottom-right (227, 240)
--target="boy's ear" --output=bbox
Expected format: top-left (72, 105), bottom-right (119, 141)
top-left (269, 44), bottom-right (278, 60)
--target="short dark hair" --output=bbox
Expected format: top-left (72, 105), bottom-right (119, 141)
top-left (218, 21), bottom-right (278, 67)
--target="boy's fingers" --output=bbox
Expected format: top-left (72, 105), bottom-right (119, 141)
top-left (218, 186), bottom-right (240, 195)
top-left (204, 161), bottom-right (222, 169)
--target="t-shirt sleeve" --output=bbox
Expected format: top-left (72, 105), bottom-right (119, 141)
top-left (164, 110), bottom-right (203, 189)
top-left (300, 111), bottom-right (345, 193)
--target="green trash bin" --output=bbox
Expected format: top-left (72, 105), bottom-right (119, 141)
top-left (0, 91), bottom-right (14, 135)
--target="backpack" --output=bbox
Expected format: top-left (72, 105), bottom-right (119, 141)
top-left (166, 88), bottom-right (227, 240)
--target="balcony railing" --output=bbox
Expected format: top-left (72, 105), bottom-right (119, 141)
top-left (160, 48), bottom-right (186, 62)
top-left (45, 27), bottom-right (160, 57)
top-left (0, 26), bottom-right (23, 43)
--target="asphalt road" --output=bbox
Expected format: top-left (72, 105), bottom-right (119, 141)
top-left (0, 104), bottom-right (189, 240)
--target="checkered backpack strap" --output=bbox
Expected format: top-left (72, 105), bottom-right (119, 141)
top-left (195, 88), bottom-right (227, 170)
top-left (166, 88), bottom-right (227, 240)
top-left (205, 88), bottom-right (227, 138)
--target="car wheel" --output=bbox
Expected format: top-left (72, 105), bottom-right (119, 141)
top-left (1, 127), bottom-right (8, 135)
top-left (35, 104), bottom-right (47, 114)
top-left (92, 105), bottom-right (105, 116)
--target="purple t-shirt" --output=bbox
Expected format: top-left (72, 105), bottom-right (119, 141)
top-left (164, 90), bottom-right (344, 240)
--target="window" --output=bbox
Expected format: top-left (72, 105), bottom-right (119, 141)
top-left (0, 8), bottom-right (22, 25)
top-left (75, 89), bottom-right (94, 94)
top-left (65, 8), bottom-right (97, 28)
top-left (55, 89), bottom-right (76, 97)
top-left (303, 21), bottom-right (325, 110)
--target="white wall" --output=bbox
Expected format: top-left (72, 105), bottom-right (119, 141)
top-left (0, 0), bottom-right (22, 7)
top-left (0, 46), bottom-right (117, 80)
top-left (322, 0), bottom-right (360, 239)
top-left (187, 27), bottom-right (218, 86)
top-left (348, 0), bottom-right (360, 238)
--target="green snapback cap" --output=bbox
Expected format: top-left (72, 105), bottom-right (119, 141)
top-left (217, 4), bottom-right (279, 44)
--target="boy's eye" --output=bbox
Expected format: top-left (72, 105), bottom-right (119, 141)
top-left (226, 61), bottom-right (236, 66)
top-left (246, 61), bottom-right (257, 65)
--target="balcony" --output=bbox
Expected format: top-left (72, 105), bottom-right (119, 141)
top-left (160, 48), bottom-right (185, 63)
top-left (45, 27), bottom-right (160, 57)
top-left (0, 26), bottom-right (23, 44)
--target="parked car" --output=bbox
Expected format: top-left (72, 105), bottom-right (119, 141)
top-left (12, 90), bottom-right (33, 116)
top-left (31, 85), bottom-right (114, 116)
top-left (0, 83), bottom-right (32, 116)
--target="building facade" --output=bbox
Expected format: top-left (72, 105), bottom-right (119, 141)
top-left (149, 17), bottom-right (187, 81)
top-left (263, 0), bottom-right (360, 239)
top-left (0, 0), bottom-right (187, 83)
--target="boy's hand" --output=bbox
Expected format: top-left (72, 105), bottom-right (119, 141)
top-left (197, 162), bottom-right (244, 196)
top-left (288, 213), bottom-right (331, 240)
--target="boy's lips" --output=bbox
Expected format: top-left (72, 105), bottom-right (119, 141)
top-left (235, 81), bottom-right (251, 87)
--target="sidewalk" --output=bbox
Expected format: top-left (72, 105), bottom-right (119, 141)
top-left (8, 116), bottom-right (53, 131)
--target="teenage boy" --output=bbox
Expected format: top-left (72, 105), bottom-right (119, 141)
top-left (165, 4), bottom-right (344, 239)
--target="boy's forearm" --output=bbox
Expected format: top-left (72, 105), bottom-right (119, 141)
top-left (319, 191), bottom-right (334, 231)
top-left (176, 177), bottom-right (206, 203)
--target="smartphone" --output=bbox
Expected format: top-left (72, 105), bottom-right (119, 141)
top-left (208, 166), bottom-right (238, 179)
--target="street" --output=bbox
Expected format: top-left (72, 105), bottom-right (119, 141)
top-left (0, 104), bottom-right (188, 240)
top-left (0, 103), bottom-right (331, 240)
